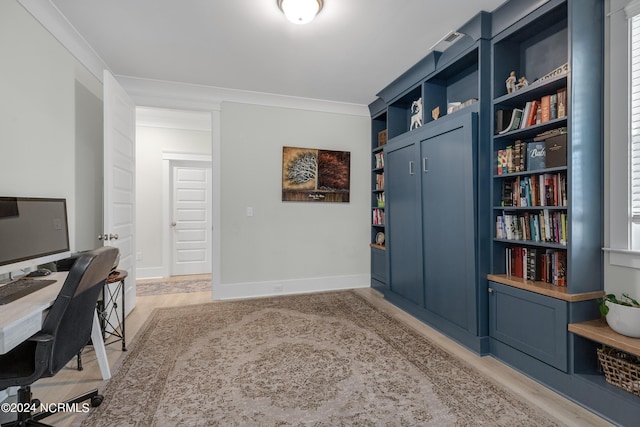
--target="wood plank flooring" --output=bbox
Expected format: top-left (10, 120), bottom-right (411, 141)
top-left (2, 283), bottom-right (613, 426)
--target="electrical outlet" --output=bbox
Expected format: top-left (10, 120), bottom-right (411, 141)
top-left (136, 252), bottom-right (143, 261)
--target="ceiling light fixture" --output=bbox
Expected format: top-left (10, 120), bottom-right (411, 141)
top-left (277, 0), bottom-right (323, 25)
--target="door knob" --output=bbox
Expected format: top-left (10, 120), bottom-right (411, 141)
top-left (109, 233), bottom-right (119, 240)
top-left (171, 221), bottom-right (177, 227)
top-left (98, 234), bottom-right (108, 241)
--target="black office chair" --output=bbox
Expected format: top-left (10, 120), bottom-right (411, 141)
top-left (0, 246), bottom-right (119, 426)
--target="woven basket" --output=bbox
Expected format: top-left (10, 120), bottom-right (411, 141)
top-left (597, 347), bottom-right (640, 396)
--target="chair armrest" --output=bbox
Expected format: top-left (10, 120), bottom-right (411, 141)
top-left (28, 333), bottom-right (54, 343)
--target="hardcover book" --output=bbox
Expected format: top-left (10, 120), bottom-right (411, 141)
top-left (545, 134), bottom-right (567, 168)
top-left (495, 109), bottom-right (513, 134)
top-left (526, 142), bottom-right (546, 171)
top-left (498, 109), bottom-right (523, 134)
top-left (540, 95), bottom-right (551, 123)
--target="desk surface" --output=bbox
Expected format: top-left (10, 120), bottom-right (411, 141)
top-left (0, 272), bottom-right (67, 354)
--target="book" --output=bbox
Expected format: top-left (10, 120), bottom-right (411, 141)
top-left (540, 95), bottom-right (551, 123)
top-left (495, 109), bottom-right (513, 134)
top-left (497, 149), bottom-right (508, 175)
top-left (526, 141), bottom-right (546, 171)
top-left (557, 88), bottom-right (567, 118)
top-left (514, 140), bottom-right (526, 171)
top-left (520, 102), bottom-right (532, 129)
top-left (533, 127), bottom-right (567, 141)
top-left (501, 180), bottom-right (513, 206)
top-left (549, 94), bottom-right (558, 120)
top-left (545, 134), bottom-right (567, 168)
top-left (498, 109), bottom-right (523, 134)
top-left (526, 100), bottom-right (539, 127)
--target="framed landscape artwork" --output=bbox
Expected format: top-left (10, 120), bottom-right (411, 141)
top-left (282, 146), bottom-right (351, 203)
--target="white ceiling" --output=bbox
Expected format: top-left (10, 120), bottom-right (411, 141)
top-left (49, 0), bottom-right (507, 106)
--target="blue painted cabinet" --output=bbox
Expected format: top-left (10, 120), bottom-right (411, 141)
top-left (421, 113), bottom-right (478, 332)
top-left (385, 139), bottom-right (422, 305)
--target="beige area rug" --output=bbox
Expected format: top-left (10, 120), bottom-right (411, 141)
top-left (79, 291), bottom-right (560, 426)
top-left (136, 278), bottom-right (211, 296)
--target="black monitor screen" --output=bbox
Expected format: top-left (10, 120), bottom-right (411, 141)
top-left (0, 197), bottom-right (70, 269)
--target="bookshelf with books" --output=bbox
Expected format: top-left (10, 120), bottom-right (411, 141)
top-left (369, 103), bottom-right (387, 290)
top-left (486, 2), bottom-right (639, 424)
top-left (367, 10), bottom-right (492, 353)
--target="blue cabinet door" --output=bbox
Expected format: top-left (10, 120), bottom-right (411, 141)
top-left (489, 281), bottom-right (568, 372)
top-left (420, 113), bottom-right (477, 331)
top-left (386, 141), bottom-right (423, 305)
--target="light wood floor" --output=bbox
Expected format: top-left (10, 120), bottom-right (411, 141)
top-left (4, 284), bottom-right (612, 426)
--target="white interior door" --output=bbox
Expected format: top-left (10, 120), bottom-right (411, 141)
top-left (171, 163), bottom-right (212, 276)
top-left (103, 70), bottom-right (136, 315)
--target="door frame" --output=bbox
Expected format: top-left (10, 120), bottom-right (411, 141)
top-left (162, 152), bottom-right (213, 279)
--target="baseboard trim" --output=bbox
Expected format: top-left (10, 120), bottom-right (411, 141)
top-left (214, 274), bottom-right (370, 300)
top-left (136, 267), bottom-right (164, 280)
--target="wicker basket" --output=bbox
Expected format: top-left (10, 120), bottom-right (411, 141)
top-left (597, 347), bottom-right (640, 396)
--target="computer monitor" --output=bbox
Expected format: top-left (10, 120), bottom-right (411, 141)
top-left (0, 197), bottom-right (71, 277)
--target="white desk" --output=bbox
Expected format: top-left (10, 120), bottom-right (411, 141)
top-left (0, 272), bottom-right (111, 380)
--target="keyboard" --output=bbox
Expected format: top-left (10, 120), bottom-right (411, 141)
top-left (0, 278), bottom-right (57, 305)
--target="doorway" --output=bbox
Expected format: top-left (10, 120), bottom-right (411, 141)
top-left (135, 107), bottom-right (215, 284)
top-left (169, 160), bottom-right (213, 276)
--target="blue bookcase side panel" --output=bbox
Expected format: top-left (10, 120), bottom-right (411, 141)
top-left (565, 0), bottom-right (604, 294)
top-left (385, 137), bottom-right (423, 305)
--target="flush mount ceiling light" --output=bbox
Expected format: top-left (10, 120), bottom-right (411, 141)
top-left (277, 0), bottom-right (323, 25)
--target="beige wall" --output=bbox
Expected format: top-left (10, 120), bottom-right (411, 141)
top-left (0, 0), bottom-right (103, 254)
top-left (220, 102), bottom-right (370, 284)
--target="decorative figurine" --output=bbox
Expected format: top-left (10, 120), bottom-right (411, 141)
top-left (432, 106), bottom-right (440, 121)
top-left (410, 97), bottom-right (423, 130)
top-left (506, 71), bottom-right (516, 94)
top-left (516, 76), bottom-right (529, 90)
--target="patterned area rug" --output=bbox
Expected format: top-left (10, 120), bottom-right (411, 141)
top-left (136, 278), bottom-right (211, 296)
top-left (79, 291), bottom-right (560, 426)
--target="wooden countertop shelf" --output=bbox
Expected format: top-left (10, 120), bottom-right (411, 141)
top-left (569, 319), bottom-right (640, 357)
top-left (487, 274), bottom-right (604, 302)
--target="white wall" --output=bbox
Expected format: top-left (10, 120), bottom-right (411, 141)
top-left (135, 122), bottom-right (211, 278)
top-left (218, 102), bottom-right (370, 296)
top-left (604, 0), bottom-right (640, 298)
top-left (0, 0), bottom-right (103, 254)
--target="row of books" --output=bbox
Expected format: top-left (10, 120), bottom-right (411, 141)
top-left (374, 152), bottom-right (384, 169)
top-left (501, 172), bottom-right (567, 207)
top-left (372, 208), bottom-right (385, 226)
top-left (496, 210), bottom-right (567, 245)
top-left (496, 128), bottom-right (567, 175)
top-left (505, 246), bottom-right (567, 286)
top-left (375, 173), bottom-right (384, 190)
top-left (496, 87), bottom-right (567, 134)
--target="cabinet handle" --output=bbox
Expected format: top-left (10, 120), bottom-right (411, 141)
top-left (409, 161), bottom-right (415, 175)
top-left (488, 287), bottom-right (494, 294)
top-left (423, 157), bottom-right (428, 173)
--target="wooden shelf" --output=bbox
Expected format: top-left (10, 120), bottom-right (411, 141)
top-left (487, 274), bottom-right (604, 302)
top-left (569, 319), bottom-right (640, 358)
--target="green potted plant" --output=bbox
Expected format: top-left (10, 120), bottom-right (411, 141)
top-left (599, 293), bottom-right (640, 338)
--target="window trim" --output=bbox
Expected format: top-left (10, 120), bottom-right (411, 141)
top-left (605, 0), bottom-right (640, 267)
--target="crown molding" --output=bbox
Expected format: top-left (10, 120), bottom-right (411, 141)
top-left (137, 107), bottom-right (212, 131)
top-left (117, 76), bottom-right (369, 117)
top-left (18, 0), bottom-right (109, 83)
